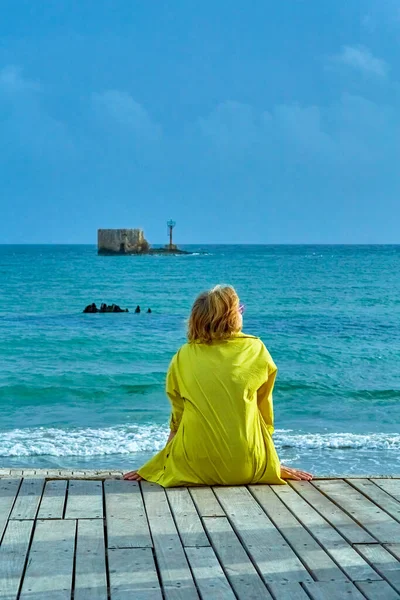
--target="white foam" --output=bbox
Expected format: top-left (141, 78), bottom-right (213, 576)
top-left (0, 425), bottom-right (399, 457)
top-left (0, 425), bottom-right (168, 457)
top-left (274, 429), bottom-right (400, 450)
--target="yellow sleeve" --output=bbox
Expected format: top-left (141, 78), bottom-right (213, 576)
top-left (165, 353), bottom-right (184, 432)
top-left (256, 344), bottom-right (278, 434)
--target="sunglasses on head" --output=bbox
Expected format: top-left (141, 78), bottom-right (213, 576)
top-left (239, 303), bottom-right (245, 315)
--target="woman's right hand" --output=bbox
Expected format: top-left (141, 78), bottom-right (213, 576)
top-left (123, 471), bottom-right (143, 481)
top-left (280, 465), bottom-right (313, 481)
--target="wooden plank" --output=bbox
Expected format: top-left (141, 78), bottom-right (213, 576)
top-left (47, 470), bottom-right (123, 479)
top-left (19, 519), bottom-right (76, 600)
top-left (356, 580), bottom-right (400, 600)
top-left (214, 486), bottom-right (312, 583)
top-left (304, 581), bottom-right (365, 599)
top-left (108, 547), bottom-right (162, 600)
top-left (347, 479), bottom-right (400, 522)
top-left (250, 485), bottom-right (346, 582)
top-left (166, 488), bottom-right (209, 547)
top-left (203, 516), bottom-right (272, 600)
top-left (104, 480), bottom-right (152, 548)
top-left (64, 480), bottom-right (103, 519)
top-left (43, 470), bottom-right (63, 478)
top-left (0, 520), bottom-right (34, 600)
top-left (268, 582), bottom-right (312, 600)
top-left (74, 519), bottom-right (108, 600)
top-left (0, 479), bottom-right (21, 541)
top-left (354, 544), bottom-right (400, 594)
top-left (141, 481), bottom-right (199, 599)
top-left (19, 470), bottom-right (41, 477)
top-left (371, 479), bottom-right (400, 502)
top-left (85, 471), bottom-right (122, 479)
top-left (9, 478), bottom-right (45, 520)
top-left (289, 480), bottom-right (375, 544)
top-left (314, 480), bottom-right (400, 543)
top-left (272, 484), bottom-right (379, 582)
top-left (59, 470), bottom-right (121, 480)
top-left (312, 477), bottom-right (400, 480)
top-left (189, 487), bottom-right (225, 517)
top-left (185, 546), bottom-right (236, 599)
top-left (37, 479), bottom-right (67, 519)
top-left (1, 469), bottom-right (121, 479)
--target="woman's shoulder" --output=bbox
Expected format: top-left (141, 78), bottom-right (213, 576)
top-left (234, 334), bottom-right (276, 367)
top-left (180, 333), bottom-right (264, 347)
top-left (232, 332), bottom-right (263, 346)
top-left (176, 335), bottom-right (268, 353)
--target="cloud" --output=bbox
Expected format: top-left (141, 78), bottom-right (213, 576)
top-left (1, 63), bottom-right (396, 175)
top-left (194, 92), bottom-right (400, 178)
top-left (331, 45), bottom-right (388, 77)
top-left (0, 65), bottom-right (74, 158)
top-left (1, 63), bottom-right (399, 231)
top-left (92, 90), bottom-right (161, 142)
top-left (0, 65), bottom-right (40, 94)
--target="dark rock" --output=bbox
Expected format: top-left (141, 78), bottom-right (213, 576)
top-left (86, 303), bottom-right (129, 313)
top-left (83, 303), bottom-right (98, 313)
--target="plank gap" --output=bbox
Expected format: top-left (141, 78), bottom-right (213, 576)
top-left (70, 514), bottom-right (79, 599)
top-left (101, 481), bottom-right (112, 600)
top-left (0, 478), bottom-right (23, 544)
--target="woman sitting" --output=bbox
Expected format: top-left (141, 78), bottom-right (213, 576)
top-left (124, 285), bottom-right (312, 485)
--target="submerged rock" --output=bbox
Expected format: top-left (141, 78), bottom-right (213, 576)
top-left (83, 303), bottom-right (99, 313)
top-left (83, 303), bottom-right (128, 313)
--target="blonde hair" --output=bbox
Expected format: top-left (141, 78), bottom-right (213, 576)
top-left (188, 285), bottom-right (242, 343)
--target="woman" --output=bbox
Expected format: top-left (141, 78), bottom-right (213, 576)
top-left (124, 285), bottom-right (312, 485)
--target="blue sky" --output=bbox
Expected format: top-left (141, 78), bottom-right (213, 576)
top-left (1, 1), bottom-right (399, 244)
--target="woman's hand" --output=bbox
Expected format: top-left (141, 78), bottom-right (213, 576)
top-left (167, 430), bottom-right (177, 444)
top-left (123, 429), bottom-right (176, 481)
top-left (280, 465), bottom-right (313, 481)
top-left (123, 471), bottom-right (143, 481)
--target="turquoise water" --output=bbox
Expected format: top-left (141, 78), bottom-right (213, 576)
top-left (0, 244), bottom-right (399, 475)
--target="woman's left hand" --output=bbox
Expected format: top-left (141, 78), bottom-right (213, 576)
top-left (123, 471), bottom-right (143, 481)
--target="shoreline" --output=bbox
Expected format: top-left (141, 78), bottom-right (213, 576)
top-left (1, 468), bottom-right (400, 479)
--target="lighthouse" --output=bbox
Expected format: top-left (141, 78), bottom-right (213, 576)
top-left (167, 220), bottom-right (177, 251)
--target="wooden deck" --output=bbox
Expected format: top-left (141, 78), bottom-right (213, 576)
top-left (0, 471), bottom-right (399, 599)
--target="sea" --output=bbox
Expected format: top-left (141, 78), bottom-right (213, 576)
top-left (0, 244), bottom-right (399, 476)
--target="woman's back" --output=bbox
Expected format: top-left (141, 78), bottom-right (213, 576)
top-left (125, 285), bottom-right (311, 486)
top-left (173, 334), bottom-right (270, 442)
top-left (138, 333), bottom-right (284, 486)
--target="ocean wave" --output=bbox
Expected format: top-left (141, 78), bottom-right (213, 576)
top-left (0, 425), bottom-right (399, 458)
top-left (0, 381), bottom-right (164, 403)
top-left (0, 425), bottom-right (168, 457)
top-left (274, 431), bottom-right (400, 450)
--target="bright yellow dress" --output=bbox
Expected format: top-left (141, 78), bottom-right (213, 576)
top-left (137, 333), bottom-right (286, 487)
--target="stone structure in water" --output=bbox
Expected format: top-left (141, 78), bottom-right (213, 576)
top-left (97, 228), bottom-right (189, 255)
top-left (98, 229), bottom-right (150, 255)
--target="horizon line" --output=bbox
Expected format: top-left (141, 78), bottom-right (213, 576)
top-left (0, 243), bottom-right (399, 247)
